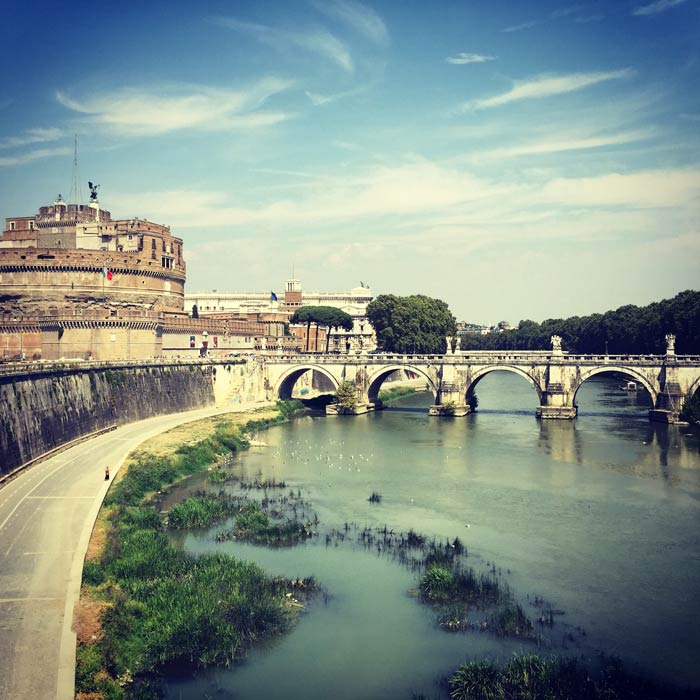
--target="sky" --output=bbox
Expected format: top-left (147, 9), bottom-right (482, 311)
top-left (1, 0), bottom-right (699, 324)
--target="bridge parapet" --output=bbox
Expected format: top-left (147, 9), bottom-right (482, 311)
top-left (263, 350), bottom-right (700, 423)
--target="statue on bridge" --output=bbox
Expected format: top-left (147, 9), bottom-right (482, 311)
top-left (551, 335), bottom-right (562, 353)
top-left (665, 333), bottom-right (676, 356)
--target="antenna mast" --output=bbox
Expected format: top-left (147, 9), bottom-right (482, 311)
top-left (69, 134), bottom-right (82, 205)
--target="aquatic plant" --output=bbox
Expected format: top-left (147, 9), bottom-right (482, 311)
top-left (166, 492), bottom-right (240, 529)
top-left (207, 468), bottom-right (235, 484)
top-left (448, 654), bottom-right (696, 700)
top-left (216, 499), bottom-right (315, 546)
top-left (76, 402), bottom-right (315, 699)
top-left (491, 602), bottom-right (533, 637)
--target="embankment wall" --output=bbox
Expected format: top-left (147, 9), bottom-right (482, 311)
top-left (0, 364), bottom-right (217, 476)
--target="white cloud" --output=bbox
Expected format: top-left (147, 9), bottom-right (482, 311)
top-left (214, 16), bottom-right (354, 72)
top-left (311, 0), bottom-right (388, 44)
top-left (633, 0), bottom-right (689, 16)
top-left (476, 129), bottom-right (654, 160)
top-left (0, 127), bottom-right (64, 150)
top-left (502, 19), bottom-right (540, 33)
top-left (56, 79), bottom-right (293, 137)
top-left (446, 53), bottom-right (496, 65)
top-left (0, 146), bottom-right (71, 167)
top-left (456, 69), bottom-right (634, 112)
top-left (540, 168), bottom-right (700, 207)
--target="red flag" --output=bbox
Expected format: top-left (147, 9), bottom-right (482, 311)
top-left (106, 269), bottom-right (113, 281)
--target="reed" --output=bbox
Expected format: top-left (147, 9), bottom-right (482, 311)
top-left (448, 654), bottom-right (695, 700)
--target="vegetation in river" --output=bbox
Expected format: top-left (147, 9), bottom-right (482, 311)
top-left (166, 492), bottom-right (240, 529)
top-left (76, 401), bottom-right (312, 700)
top-left (215, 499), bottom-right (316, 546)
top-left (368, 491), bottom-right (382, 503)
top-left (679, 393), bottom-right (700, 425)
top-left (206, 468), bottom-right (235, 484)
top-left (447, 654), bottom-right (697, 700)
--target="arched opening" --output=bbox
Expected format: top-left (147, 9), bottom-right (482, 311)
top-left (464, 367), bottom-right (542, 414)
top-left (679, 376), bottom-right (700, 424)
top-left (573, 368), bottom-right (655, 417)
top-left (275, 366), bottom-right (339, 407)
top-left (366, 365), bottom-right (437, 408)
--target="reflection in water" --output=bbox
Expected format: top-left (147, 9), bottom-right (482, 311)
top-left (164, 372), bottom-right (700, 700)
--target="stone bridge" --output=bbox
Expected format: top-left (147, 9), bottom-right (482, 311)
top-left (263, 336), bottom-right (700, 422)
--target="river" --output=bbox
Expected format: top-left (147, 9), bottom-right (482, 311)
top-left (165, 371), bottom-right (700, 699)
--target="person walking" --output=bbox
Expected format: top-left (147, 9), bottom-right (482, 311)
top-left (104, 466), bottom-right (110, 481)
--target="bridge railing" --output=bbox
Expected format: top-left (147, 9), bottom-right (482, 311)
top-left (263, 351), bottom-right (700, 366)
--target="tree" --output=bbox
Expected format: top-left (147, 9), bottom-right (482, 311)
top-left (366, 294), bottom-right (456, 354)
top-left (334, 381), bottom-right (358, 411)
top-left (290, 306), bottom-right (354, 353)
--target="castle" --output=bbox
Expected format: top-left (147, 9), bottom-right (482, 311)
top-left (0, 193), bottom-right (266, 360)
top-left (0, 192), bottom-right (375, 360)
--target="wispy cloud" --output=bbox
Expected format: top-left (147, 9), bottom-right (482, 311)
top-left (56, 80), bottom-right (293, 137)
top-left (0, 127), bottom-right (63, 150)
top-left (503, 19), bottom-right (540, 33)
top-left (633, 0), bottom-right (689, 16)
top-left (304, 83), bottom-right (368, 106)
top-left (0, 146), bottom-right (71, 167)
top-left (475, 129), bottom-right (654, 160)
top-left (311, 0), bottom-right (388, 44)
top-left (214, 16), bottom-right (354, 72)
top-left (455, 69), bottom-right (634, 112)
top-left (446, 53), bottom-right (496, 65)
top-left (540, 168), bottom-right (700, 207)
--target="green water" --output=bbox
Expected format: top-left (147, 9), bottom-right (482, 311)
top-left (165, 372), bottom-right (700, 699)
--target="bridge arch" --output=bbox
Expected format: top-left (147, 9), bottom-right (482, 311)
top-left (273, 365), bottom-right (340, 401)
top-left (685, 374), bottom-right (700, 402)
top-left (366, 365), bottom-right (438, 403)
top-left (465, 366), bottom-right (544, 404)
top-left (572, 366), bottom-right (657, 406)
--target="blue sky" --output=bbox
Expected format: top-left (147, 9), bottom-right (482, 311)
top-left (1, 0), bottom-right (699, 323)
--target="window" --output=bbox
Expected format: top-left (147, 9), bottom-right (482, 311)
top-left (29, 221), bottom-right (34, 230)
top-left (9, 222), bottom-right (15, 230)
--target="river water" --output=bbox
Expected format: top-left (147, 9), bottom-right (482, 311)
top-left (165, 372), bottom-right (700, 699)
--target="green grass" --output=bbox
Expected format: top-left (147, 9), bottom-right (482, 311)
top-left (166, 493), bottom-right (241, 529)
top-left (216, 500), bottom-right (315, 547)
top-left (448, 654), bottom-right (695, 700)
top-left (76, 401), bottom-right (311, 699)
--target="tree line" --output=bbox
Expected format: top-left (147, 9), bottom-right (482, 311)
top-left (460, 290), bottom-right (700, 354)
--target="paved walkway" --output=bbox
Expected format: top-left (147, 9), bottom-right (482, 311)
top-left (0, 401), bottom-right (270, 700)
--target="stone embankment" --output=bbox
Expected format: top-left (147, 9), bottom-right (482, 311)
top-left (0, 359), bottom-right (264, 478)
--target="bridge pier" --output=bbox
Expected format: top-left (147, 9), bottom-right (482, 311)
top-left (536, 405), bottom-right (578, 420)
top-left (428, 403), bottom-right (470, 417)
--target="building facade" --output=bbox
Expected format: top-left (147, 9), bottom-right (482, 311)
top-left (187, 279), bottom-right (376, 352)
top-left (0, 194), bottom-right (262, 360)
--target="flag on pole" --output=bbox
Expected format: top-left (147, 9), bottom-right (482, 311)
top-left (103, 267), bottom-right (113, 281)
top-left (270, 291), bottom-right (278, 302)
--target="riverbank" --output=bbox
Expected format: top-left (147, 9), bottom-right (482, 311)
top-left (74, 400), bottom-right (308, 700)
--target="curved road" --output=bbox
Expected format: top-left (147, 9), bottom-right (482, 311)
top-left (0, 402), bottom-right (267, 700)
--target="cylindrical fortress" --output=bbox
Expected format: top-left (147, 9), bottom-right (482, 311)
top-left (1, 197), bottom-right (186, 318)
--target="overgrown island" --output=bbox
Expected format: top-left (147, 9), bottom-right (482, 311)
top-left (76, 391), bottom-right (696, 700)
